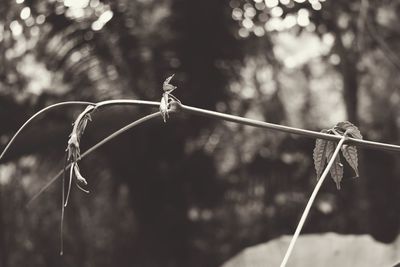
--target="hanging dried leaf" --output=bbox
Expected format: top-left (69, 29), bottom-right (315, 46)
top-left (160, 94), bottom-right (169, 123)
top-left (334, 121), bottom-right (363, 140)
top-left (163, 74), bottom-right (177, 92)
top-left (74, 164), bottom-right (88, 186)
top-left (313, 129), bottom-right (329, 180)
top-left (160, 74), bottom-right (179, 123)
top-left (66, 105), bottom-right (95, 161)
top-left (341, 145), bottom-right (359, 177)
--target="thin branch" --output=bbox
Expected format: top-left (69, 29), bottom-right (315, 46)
top-left (177, 103), bottom-right (400, 153)
top-left (60, 153), bottom-right (67, 256)
top-left (2, 98), bottom-right (400, 168)
top-left (0, 101), bottom-right (94, 160)
top-left (279, 135), bottom-right (347, 267)
top-left (0, 100), bottom-right (160, 161)
top-left (26, 112), bottom-right (161, 206)
top-left (366, 17), bottom-right (400, 71)
top-left (7, 97), bottom-right (398, 205)
top-left (0, 96), bottom-right (399, 208)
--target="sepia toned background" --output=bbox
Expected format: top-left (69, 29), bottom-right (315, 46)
top-left (0, 0), bottom-right (399, 266)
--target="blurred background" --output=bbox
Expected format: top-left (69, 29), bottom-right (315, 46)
top-left (0, 0), bottom-right (400, 266)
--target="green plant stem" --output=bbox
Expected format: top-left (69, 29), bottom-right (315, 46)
top-left (26, 112), bottom-right (161, 206)
top-left (279, 135), bottom-right (347, 267)
top-left (177, 103), bottom-right (400, 153)
top-left (0, 101), bottom-right (95, 160)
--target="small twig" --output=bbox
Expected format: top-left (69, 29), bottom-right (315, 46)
top-left (0, 100), bottom-right (160, 161)
top-left (177, 103), bottom-right (400, 153)
top-left (2, 100), bottom-right (400, 166)
top-left (1, 98), bottom-right (399, 205)
top-left (26, 112), bottom-right (161, 206)
top-left (279, 134), bottom-right (347, 267)
top-left (366, 17), bottom-right (400, 71)
top-left (60, 153), bottom-right (68, 256)
top-left (0, 101), bottom-right (94, 161)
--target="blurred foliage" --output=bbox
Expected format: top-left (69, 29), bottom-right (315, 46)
top-left (0, 0), bottom-right (399, 267)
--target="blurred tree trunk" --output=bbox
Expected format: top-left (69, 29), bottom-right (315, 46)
top-left (341, 58), bottom-right (359, 124)
top-left (334, 28), bottom-right (359, 125)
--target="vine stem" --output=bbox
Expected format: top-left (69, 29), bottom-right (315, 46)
top-left (2, 98), bottom-right (400, 205)
top-left (177, 103), bottom-right (400, 153)
top-left (0, 101), bottom-right (94, 160)
top-left (279, 135), bottom-right (347, 267)
top-left (2, 100), bottom-right (400, 163)
top-left (26, 112), bottom-right (161, 206)
top-left (0, 100), bottom-right (159, 161)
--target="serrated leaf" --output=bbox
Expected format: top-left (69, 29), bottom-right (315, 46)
top-left (325, 141), bottom-right (335, 162)
top-left (341, 145), bottom-right (359, 177)
top-left (334, 121), bottom-right (363, 139)
top-left (313, 129), bottom-right (329, 180)
top-left (325, 141), bottom-right (343, 189)
top-left (330, 155), bottom-right (344, 190)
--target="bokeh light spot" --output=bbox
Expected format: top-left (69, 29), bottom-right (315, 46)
top-left (255, 2), bottom-right (266, 10)
top-left (282, 14), bottom-right (296, 29)
top-left (36, 15), bottom-right (46, 25)
top-left (64, 0), bottom-right (89, 8)
top-left (238, 28), bottom-right (250, 38)
top-left (271, 6), bottom-right (283, 17)
top-left (265, 0), bottom-right (279, 8)
top-left (242, 18), bottom-right (254, 29)
top-left (20, 7), bottom-right (31, 20)
top-left (232, 8), bottom-right (243, 20)
top-left (254, 26), bottom-right (265, 36)
top-left (244, 6), bottom-right (257, 18)
top-left (297, 8), bottom-right (310, 27)
top-left (312, 2), bottom-right (322, 10)
top-left (10, 20), bottom-right (23, 37)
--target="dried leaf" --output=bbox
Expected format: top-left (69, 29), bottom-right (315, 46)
top-left (163, 74), bottom-right (177, 92)
top-left (74, 164), bottom-right (88, 185)
top-left (341, 145), bottom-right (359, 177)
top-left (313, 129), bottom-right (329, 180)
top-left (66, 106), bottom-right (95, 161)
top-left (64, 162), bottom-right (75, 207)
top-left (67, 133), bottom-right (80, 161)
top-left (160, 94), bottom-right (169, 122)
top-left (334, 121), bottom-right (363, 139)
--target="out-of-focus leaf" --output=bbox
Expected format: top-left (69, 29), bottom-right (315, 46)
top-left (341, 145), bottom-right (359, 177)
top-left (334, 121), bottom-right (363, 140)
top-left (313, 129), bottom-right (328, 180)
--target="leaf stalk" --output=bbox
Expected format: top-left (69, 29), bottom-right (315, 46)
top-left (279, 135), bottom-right (347, 267)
